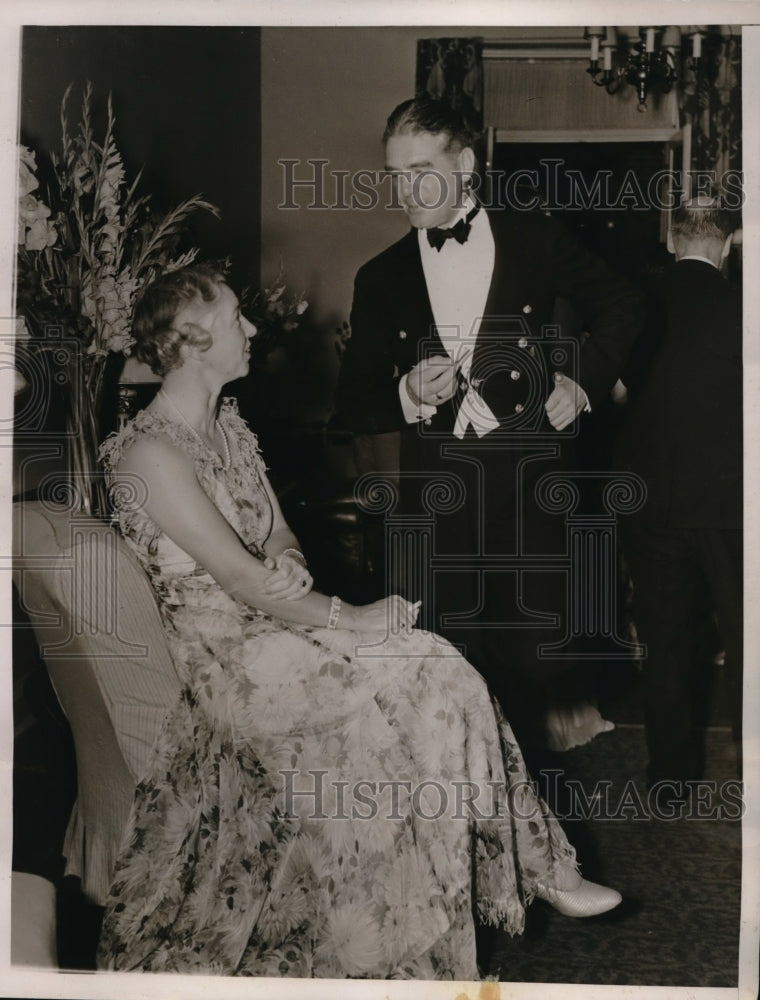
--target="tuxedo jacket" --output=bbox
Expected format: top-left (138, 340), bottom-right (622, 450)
top-left (336, 208), bottom-right (644, 504)
top-left (615, 259), bottom-right (742, 530)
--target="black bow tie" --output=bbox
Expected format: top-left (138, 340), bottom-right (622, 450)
top-left (426, 203), bottom-right (481, 252)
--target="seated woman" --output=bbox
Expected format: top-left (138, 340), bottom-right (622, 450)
top-left (97, 264), bottom-right (621, 979)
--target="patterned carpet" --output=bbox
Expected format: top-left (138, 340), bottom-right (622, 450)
top-left (488, 724), bottom-right (742, 987)
top-left (13, 659), bottom-right (744, 984)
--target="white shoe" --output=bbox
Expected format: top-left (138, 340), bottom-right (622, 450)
top-left (545, 703), bottom-right (615, 752)
top-left (535, 878), bottom-right (622, 917)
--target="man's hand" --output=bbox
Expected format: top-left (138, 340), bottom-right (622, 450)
top-left (406, 356), bottom-right (457, 408)
top-left (610, 378), bottom-right (628, 406)
top-left (545, 373), bottom-right (588, 431)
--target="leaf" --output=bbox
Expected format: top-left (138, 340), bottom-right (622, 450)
top-left (20, 81), bottom-right (220, 360)
top-left (59, 82), bottom-right (75, 163)
top-left (132, 196), bottom-right (219, 275)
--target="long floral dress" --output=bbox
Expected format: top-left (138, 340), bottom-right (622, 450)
top-left (96, 399), bottom-right (577, 980)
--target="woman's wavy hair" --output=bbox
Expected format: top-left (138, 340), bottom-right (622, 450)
top-left (132, 263), bottom-right (227, 377)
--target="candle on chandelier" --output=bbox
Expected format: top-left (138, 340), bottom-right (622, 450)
top-left (585, 27), bottom-right (603, 62)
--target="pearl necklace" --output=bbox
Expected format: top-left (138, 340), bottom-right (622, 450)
top-left (157, 389), bottom-right (231, 470)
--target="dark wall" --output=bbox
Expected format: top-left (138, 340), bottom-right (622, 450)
top-left (20, 26), bottom-right (261, 293)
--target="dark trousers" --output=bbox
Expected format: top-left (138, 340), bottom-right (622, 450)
top-left (622, 522), bottom-right (743, 783)
top-left (395, 441), bottom-right (580, 754)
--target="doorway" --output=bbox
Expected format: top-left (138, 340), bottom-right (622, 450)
top-left (487, 141), bottom-right (673, 286)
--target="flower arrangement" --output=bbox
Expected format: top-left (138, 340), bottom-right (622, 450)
top-left (17, 81), bottom-right (218, 359)
top-left (16, 81), bottom-right (218, 515)
top-left (18, 147), bottom-right (58, 252)
top-left (242, 268), bottom-right (308, 359)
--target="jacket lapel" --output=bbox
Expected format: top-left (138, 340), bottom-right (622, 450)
top-left (481, 209), bottom-right (531, 322)
top-left (395, 230), bottom-right (445, 354)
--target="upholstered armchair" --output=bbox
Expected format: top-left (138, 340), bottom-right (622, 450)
top-left (13, 501), bottom-right (183, 906)
top-left (12, 481), bottom-right (385, 914)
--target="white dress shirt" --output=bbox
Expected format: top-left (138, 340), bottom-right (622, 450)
top-left (399, 198), bottom-right (500, 436)
top-left (679, 254), bottom-right (719, 269)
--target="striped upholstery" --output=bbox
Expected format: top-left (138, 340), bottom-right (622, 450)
top-left (11, 872), bottom-right (57, 966)
top-left (13, 502), bottom-right (182, 905)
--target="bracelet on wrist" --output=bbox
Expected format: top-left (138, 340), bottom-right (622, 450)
top-left (281, 547), bottom-right (307, 567)
top-left (327, 595), bottom-right (341, 629)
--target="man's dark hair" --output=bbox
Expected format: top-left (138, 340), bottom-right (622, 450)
top-left (671, 198), bottom-right (738, 243)
top-left (383, 96), bottom-right (478, 152)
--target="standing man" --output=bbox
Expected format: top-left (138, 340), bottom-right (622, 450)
top-left (336, 96), bottom-right (644, 755)
top-left (616, 198), bottom-right (742, 793)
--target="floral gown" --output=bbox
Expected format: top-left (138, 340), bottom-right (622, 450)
top-left (96, 399), bottom-right (576, 980)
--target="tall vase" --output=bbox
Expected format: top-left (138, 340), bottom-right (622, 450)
top-left (63, 350), bottom-right (109, 519)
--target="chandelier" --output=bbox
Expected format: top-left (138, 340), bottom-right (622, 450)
top-left (584, 26), bottom-right (705, 111)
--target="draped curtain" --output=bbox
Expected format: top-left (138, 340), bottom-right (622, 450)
top-left (415, 38), bottom-right (484, 132)
top-left (681, 31), bottom-right (741, 181)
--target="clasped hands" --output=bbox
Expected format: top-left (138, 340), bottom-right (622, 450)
top-left (263, 552), bottom-right (313, 600)
top-left (263, 554), bottom-right (421, 633)
top-left (406, 357), bottom-right (586, 430)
